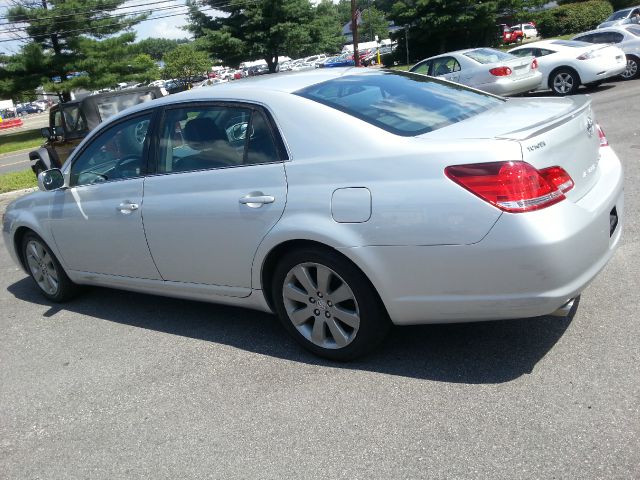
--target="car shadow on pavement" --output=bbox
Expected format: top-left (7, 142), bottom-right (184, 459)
top-left (7, 277), bottom-right (574, 385)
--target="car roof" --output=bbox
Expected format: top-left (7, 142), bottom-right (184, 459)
top-left (510, 39), bottom-right (590, 49)
top-left (575, 26), bottom-right (630, 35)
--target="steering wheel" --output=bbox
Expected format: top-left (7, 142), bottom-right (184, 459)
top-left (225, 115), bottom-right (255, 142)
top-left (134, 120), bottom-right (150, 145)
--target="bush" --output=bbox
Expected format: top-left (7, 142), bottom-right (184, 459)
top-left (533, 0), bottom-right (613, 38)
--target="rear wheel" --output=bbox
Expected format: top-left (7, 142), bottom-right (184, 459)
top-left (272, 248), bottom-right (390, 361)
top-left (550, 68), bottom-right (580, 96)
top-left (621, 56), bottom-right (639, 80)
top-left (22, 233), bottom-right (80, 302)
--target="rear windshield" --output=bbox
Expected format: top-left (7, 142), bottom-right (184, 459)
top-left (295, 71), bottom-right (503, 136)
top-left (626, 26), bottom-right (640, 37)
top-left (464, 48), bottom-right (514, 64)
top-left (550, 40), bottom-right (591, 47)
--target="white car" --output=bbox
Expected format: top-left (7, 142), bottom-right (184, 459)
top-left (509, 39), bottom-right (627, 95)
top-left (410, 48), bottom-right (542, 96)
top-left (573, 25), bottom-right (640, 80)
top-left (512, 23), bottom-right (538, 39)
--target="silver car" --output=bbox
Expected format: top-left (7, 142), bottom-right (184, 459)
top-left (597, 5), bottom-right (640, 29)
top-left (410, 47), bottom-right (542, 96)
top-left (573, 25), bottom-right (640, 80)
top-left (2, 69), bottom-right (623, 360)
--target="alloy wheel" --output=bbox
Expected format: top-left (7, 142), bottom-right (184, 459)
top-left (621, 58), bottom-right (638, 80)
top-left (553, 72), bottom-right (574, 94)
top-left (25, 240), bottom-right (59, 295)
top-left (282, 262), bottom-right (360, 349)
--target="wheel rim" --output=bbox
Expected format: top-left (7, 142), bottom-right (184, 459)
top-left (621, 59), bottom-right (638, 79)
top-left (553, 72), bottom-right (574, 94)
top-left (282, 262), bottom-right (360, 350)
top-left (25, 240), bottom-right (59, 295)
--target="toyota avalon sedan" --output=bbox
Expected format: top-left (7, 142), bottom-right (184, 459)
top-left (2, 69), bottom-right (623, 360)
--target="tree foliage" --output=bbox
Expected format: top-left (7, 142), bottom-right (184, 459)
top-left (4, 0), bottom-right (148, 100)
top-left (135, 37), bottom-right (189, 61)
top-left (532, 0), bottom-right (613, 37)
top-left (188, 0), bottom-right (343, 72)
top-left (162, 43), bottom-right (211, 82)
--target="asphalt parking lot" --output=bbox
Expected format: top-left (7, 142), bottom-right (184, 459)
top-left (1, 79), bottom-right (639, 479)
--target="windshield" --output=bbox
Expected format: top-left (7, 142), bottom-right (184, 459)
top-left (295, 71), bottom-right (503, 136)
top-left (464, 48), bottom-right (514, 64)
top-left (607, 9), bottom-right (631, 21)
top-left (95, 91), bottom-right (157, 121)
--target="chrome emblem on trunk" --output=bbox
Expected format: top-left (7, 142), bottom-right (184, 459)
top-left (586, 117), bottom-right (595, 137)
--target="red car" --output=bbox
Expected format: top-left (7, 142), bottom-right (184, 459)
top-left (498, 24), bottom-right (524, 44)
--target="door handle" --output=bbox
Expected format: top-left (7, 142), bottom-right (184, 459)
top-left (239, 194), bottom-right (275, 208)
top-left (117, 201), bottom-right (139, 214)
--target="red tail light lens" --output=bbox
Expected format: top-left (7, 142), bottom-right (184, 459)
top-left (489, 66), bottom-right (513, 76)
top-left (596, 123), bottom-right (608, 147)
top-left (531, 58), bottom-right (538, 69)
top-left (445, 161), bottom-right (573, 213)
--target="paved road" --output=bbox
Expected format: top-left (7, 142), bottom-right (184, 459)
top-left (1, 81), bottom-right (639, 479)
top-left (0, 113), bottom-right (48, 174)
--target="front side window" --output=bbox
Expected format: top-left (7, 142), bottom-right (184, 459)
top-left (157, 105), bottom-right (281, 174)
top-left (70, 113), bottom-right (152, 186)
top-left (296, 71), bottom-right (503, 136)
top-left (432, 57), bottom-right (461, 75)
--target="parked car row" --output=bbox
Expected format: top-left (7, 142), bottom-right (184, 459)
top-left (412, 23), bottom-right (638, 96)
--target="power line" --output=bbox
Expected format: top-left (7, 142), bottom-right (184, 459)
top-left (0, 6), bottom-right (219, 42)
top-left (0, 0), bottom-right (187, 24)
top-left (0, 3), bottom-right (192, 32)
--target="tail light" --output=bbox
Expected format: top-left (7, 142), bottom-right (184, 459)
top-left (531, 58), bottom-right (538, 69)
top-left (445, 161), bottom-right (574, 213)
top-left (596, 123), bottom-right (608, 147)
top-left (489, 66), bottom-right (512, 76)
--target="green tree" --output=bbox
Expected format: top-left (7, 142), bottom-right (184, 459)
top-left (135, 37), bottom-right (189, 61)
top-left (360, 7), bottom-right (390, 42)
top-left (0, 43), bottom-right (51, 102)
top-left (188, 0), bottom-right (342, 72)
top-left (6, 0), bottom-right (147, 101)
top-left (162, 43), bottom-right (211, 83)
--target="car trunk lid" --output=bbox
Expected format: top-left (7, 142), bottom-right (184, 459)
top-left (421, 95), bottom-right (601, 201)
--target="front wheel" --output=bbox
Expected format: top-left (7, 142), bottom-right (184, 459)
top-left (272, 248), bottom-right (390, 361)
top-left (550, 69), bottom-right (580, 96)
top-left (22, 233), bottom-right (80, 302)
top-left (621, 56), bottom-right (639, 80)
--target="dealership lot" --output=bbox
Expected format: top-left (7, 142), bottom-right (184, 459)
top-left (1, 79), bottom-right (639, 478)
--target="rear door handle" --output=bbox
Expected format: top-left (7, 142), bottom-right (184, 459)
top-left (239, 194), bottom-right (275, 208)
top-left (117, 201), bottom-right (139, 214)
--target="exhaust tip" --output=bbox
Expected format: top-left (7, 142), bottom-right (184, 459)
top-left (550, 297), bottom-right (577, 317)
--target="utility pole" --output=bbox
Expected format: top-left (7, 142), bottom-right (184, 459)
top-left (404, 24), bottom-right (410, 65)
top-left (351, 0), bottom-right (360, 67)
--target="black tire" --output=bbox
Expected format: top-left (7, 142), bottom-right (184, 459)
top-left (272, 247), bottom-right (390, 361)
top-left (620, 55), bottom-right (639, 80)
top-left (22, 232), bottom-right (80, 302)
top-left (549, 68), bottom-right (580, 96)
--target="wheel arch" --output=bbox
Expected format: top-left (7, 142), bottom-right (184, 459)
top-left (547, 65), bottom-right (582, 90)
top-left (259, 239), bottom-right (389, 319)
top-left (13, 226), bottom-right (35, 273)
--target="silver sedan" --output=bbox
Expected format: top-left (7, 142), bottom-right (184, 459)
top-left (410, 47), bottom-right (542, 95)
top-left (2, 68), bottom-right (623, 360)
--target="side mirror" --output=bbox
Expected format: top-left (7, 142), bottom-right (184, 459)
top-left (37, 169), bottom-right (65, 192)
top-left (40, 127), bottom-right (52, 138)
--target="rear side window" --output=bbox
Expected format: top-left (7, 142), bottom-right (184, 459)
top-left (627, 26), bottom-right (640, 36)
top-left (295, 71), bottom-right (503, 136)
top-left (464, 48), bottom-right (514, 64)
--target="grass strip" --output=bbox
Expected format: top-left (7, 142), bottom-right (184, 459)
top-left (0, 129), bottom-right (43, 155)
top-left (0, 169), bottom-right (37, 194)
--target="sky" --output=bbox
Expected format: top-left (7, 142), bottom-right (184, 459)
top-left (0, 0), bottom-right (196, 55)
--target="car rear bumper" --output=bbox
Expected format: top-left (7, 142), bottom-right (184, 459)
top-left (343, 146), bottom-right (623, 325)
top-left (479, 72), bottom-right (542, 96)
